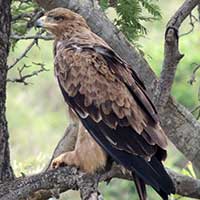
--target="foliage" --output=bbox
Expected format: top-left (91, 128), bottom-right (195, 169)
top-left (99, 0), bottom-right (161, 41)
top-left (11, 0), bottom-right (42, 48)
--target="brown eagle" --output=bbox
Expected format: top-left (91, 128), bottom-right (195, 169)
top-left (36, 8), bottom-right (175, 200)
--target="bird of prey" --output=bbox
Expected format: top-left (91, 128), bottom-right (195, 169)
top-left (36, 8), bottom-right (175, 200)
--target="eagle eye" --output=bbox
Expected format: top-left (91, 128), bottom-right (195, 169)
top-left (54, 16), bottom-right (64, 21)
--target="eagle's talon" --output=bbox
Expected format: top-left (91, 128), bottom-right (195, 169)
top-left (50, 151), bottom-right (79, 170)
top-left (51, 161), bottom-right (65, 169)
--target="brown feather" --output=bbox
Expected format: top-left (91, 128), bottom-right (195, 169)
top-left (43, 7), bottom-right (169, 162)
top-left (38, 9), bottom-right (175, 199)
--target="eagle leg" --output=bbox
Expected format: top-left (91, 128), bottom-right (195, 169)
top-left (51, 151), bottom-right (79, 169)
top-left (51, 125), bottom-right (107, 173)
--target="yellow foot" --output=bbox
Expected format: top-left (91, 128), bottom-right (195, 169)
top-left (51, 151), bottom-right (79, 169)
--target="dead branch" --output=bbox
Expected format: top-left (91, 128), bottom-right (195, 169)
top-left (8, 31), bottom-right (45, 70)
top-left (10, 34), bottom-right (53, 41)
top-left (191, 105), bottom-right (200, 114)
top-left (188, 63), bottom-right (200, 85)
top-left (180, 13), bottom-right (198, 37)
top-left (188, 63), bottom-right (200, 119)
top-left (7, 62), bottom-right (49, 85)
top-left (153, 0), bottom-right (199, 110)
top-left (8, 39), bottom-right (36, 70)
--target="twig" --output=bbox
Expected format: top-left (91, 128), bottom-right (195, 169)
top-left (180, 14), bottom-right (198, 37)
top-left (7, 62), bottom-right (49, 85)
top-left (10, 34), bottom-right (53, 41)
top-left (27, 10), bottom-right (44, 29)
top-left (191, 105), bottom-right (200, 114)
top-left (188, 63), bottom-right (200, 119)
top-left (188, 63), bottom-right (200, 85)
top-left (8, 39), bottom-right (36, 70)
top-left (8, 31), bottom-right (45, 70)
top-left (12, 13), bottom-right (33, 21)
top-left (153, 0), bottom-right (199, 110)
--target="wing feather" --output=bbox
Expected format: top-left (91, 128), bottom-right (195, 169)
top-left (55, 41), bottom-right (174, 198)
top-left (55, 42), bottom-right (168, 152)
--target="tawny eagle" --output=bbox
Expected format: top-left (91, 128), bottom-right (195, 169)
top-left (36, 8), bottom-right (175, 200)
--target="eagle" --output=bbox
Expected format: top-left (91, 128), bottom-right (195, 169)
top-left (36, 8), bottom-right (175, 200)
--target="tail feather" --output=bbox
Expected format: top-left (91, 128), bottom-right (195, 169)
top-left (148, 156), bottom-right (175, 199)
top-left (132, 173), bottom-right (147, 200)
top-left (80, 117), bottom-right (175, 200)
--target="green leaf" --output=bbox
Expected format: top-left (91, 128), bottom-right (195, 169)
top-left (99, 0), bottom-right (109, 10)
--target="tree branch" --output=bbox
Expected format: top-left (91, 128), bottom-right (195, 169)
top-left (1, 165), bottom-right (200, 200)
top-left (9, 39), bottom-right (36, 70)
top-left (10, 34), bottom-right (53, 41)
top-left (0, 166), bottom-right (99, 200)
top-left (153, 0), bottom-right (199, 110)
top-left (7, 62), bottom-right (49, 85)
top-left (1, 124), bottom-right (200, 200)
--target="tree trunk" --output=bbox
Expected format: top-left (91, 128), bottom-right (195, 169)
top-left (0, 0), bottom-right (14, 182)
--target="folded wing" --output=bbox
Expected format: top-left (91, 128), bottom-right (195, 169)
top-left (55, 42), bottom-right (175, 198)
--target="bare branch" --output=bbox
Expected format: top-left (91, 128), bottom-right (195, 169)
top-left (191, 105), bottom-right (200, 114)
top-left (8, 39), bottom-right (36, 70)
top-left (153, 0), bottom-right (199, 110)
top-left (12, 13), bottom-right (33, 22)
top-left (26, 10), bottom-right (44, 29)
top-left (188, 63), bottom-right (200, 85)
top-left (179, 14), bottom-right (198, 37)
top-left (188, 63), bottom-right (200, 119)
top-left (10, 34), bottom-right (53, 41)
top-left (8, 31), bottom-right (46, 70)
top-left (7, 62), bottom-right (49, 85)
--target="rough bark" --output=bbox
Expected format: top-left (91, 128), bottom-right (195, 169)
top-left (1, 165), bottom-right (200, 200)
top-left (0, 166), bottom-right (100, 200)
top-left (0, 126), bottom-right (200, 200)
top-left (153, 0), bottom-right (198, 110)
top-left (34, 0), bottom-right (200, 170)
top-left (0, 0), bottom-right (14, 182)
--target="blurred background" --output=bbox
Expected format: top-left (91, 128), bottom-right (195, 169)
top-left (8, 0), bottom-right (200, 199)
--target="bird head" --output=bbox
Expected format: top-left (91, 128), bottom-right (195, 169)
top-left (35, 8), bottom-right (89, 38)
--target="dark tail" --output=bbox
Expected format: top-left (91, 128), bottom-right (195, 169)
top-left (147, 155), bottom-right (175, 200)
top-left (132, 154), bottom-right (174, 200)
top-left (132, 173), bottom-right (147, 200)
top-left (79, 117), bottom-right (175, 200)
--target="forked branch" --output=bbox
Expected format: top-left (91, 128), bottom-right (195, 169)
top-left (153, 0), bottom-right (200, 110)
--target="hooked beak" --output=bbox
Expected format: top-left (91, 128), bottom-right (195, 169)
top-left (35, 16), bottom-right (46, 28)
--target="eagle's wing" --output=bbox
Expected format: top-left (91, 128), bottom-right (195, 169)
top-left (55, 42), bottom-right (174, 197)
